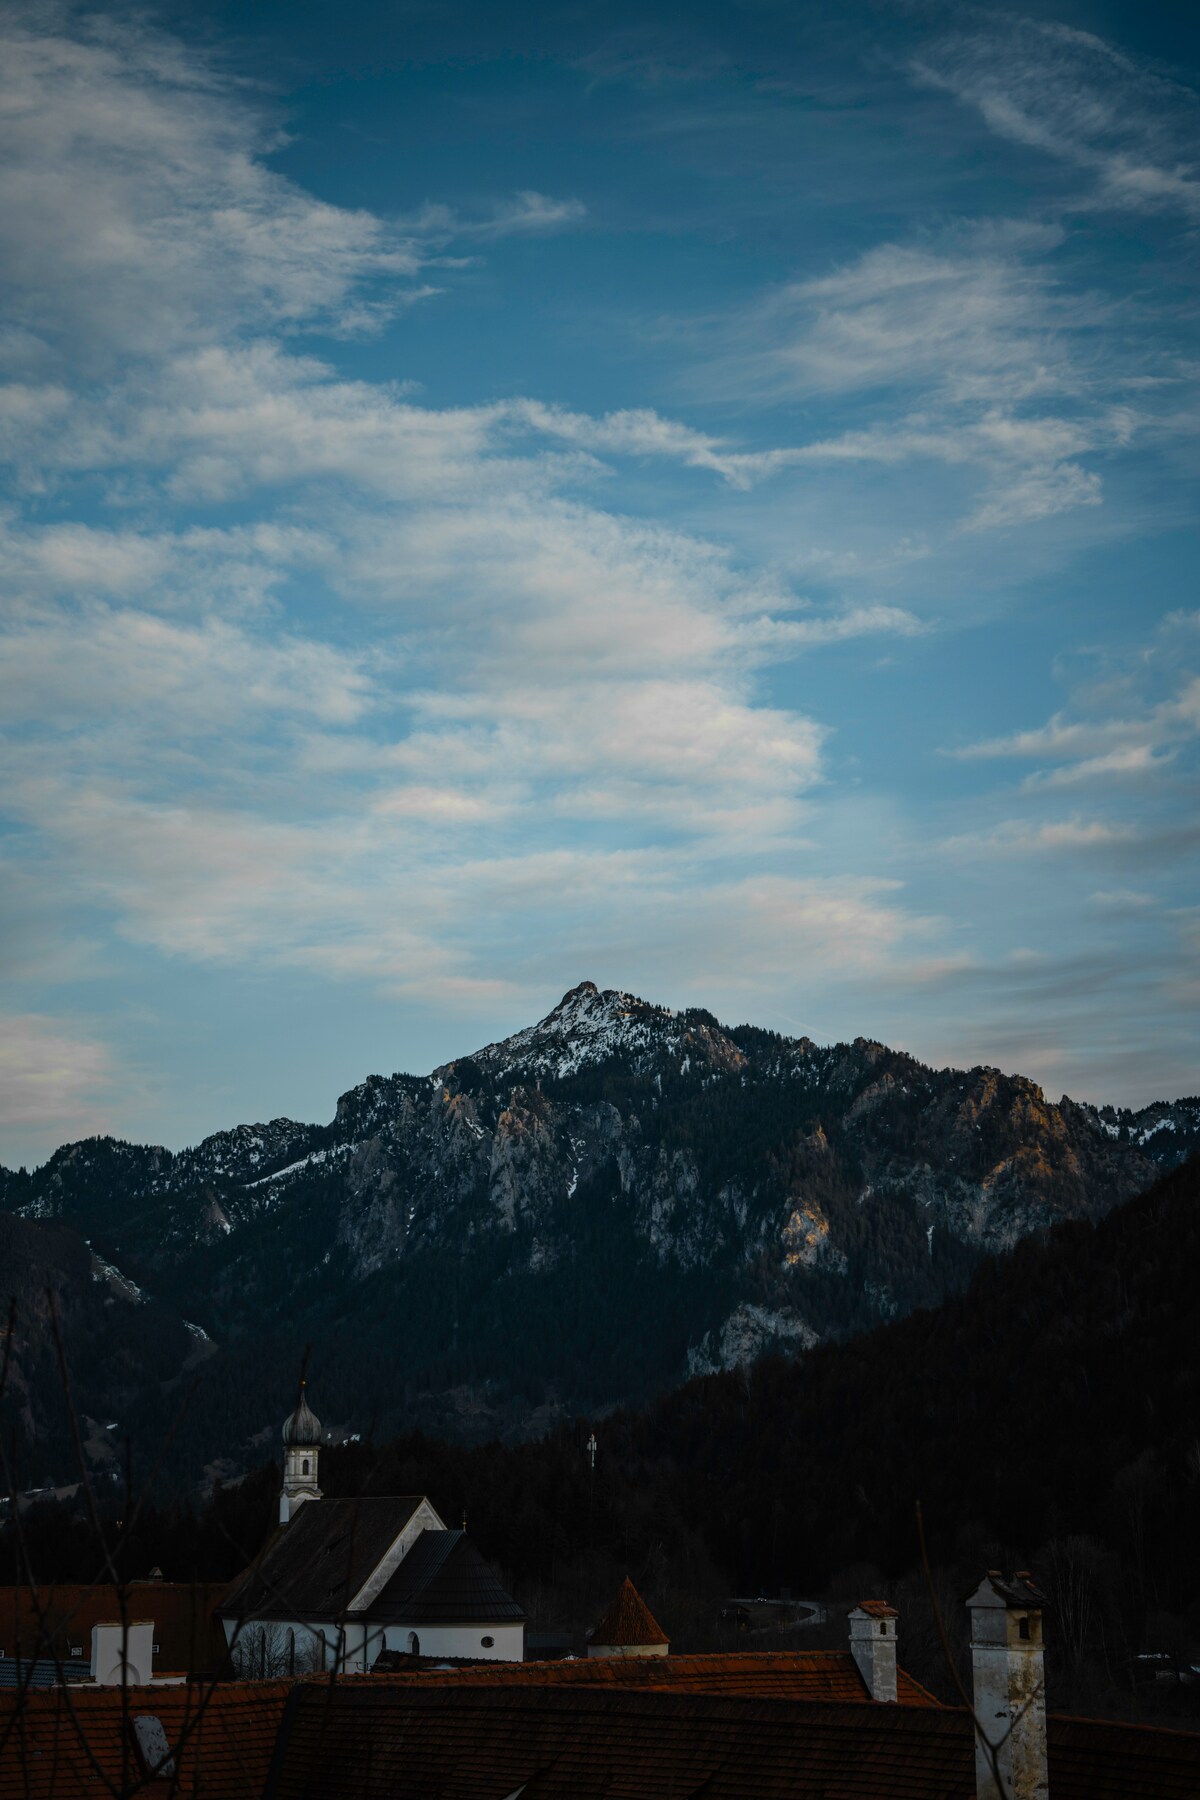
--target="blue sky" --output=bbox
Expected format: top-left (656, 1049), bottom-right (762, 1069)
top-left (2, 0), bottom-right (1198, 1167)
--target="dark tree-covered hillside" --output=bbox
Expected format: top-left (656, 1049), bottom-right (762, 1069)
top-left (9, 1154), bottom-right (1199, 1721)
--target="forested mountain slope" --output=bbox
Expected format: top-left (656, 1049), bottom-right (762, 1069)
top-left (13, 1155), bottom-right (1200, 1726)
top-left (1, 982), bottom-right (1196, 1485)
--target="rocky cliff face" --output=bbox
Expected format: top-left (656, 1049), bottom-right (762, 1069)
top-left (2, 982), bottom-right (1196, 1479)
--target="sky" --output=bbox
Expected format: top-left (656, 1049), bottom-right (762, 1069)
top-left (1, 0), bottom-right (1198, 1168)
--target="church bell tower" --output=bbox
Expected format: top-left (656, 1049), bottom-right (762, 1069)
top-left (280, 1381), bottom-right (323, 1524)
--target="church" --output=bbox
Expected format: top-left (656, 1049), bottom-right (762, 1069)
top-left (216, 1385), bottom-right (527, 1673)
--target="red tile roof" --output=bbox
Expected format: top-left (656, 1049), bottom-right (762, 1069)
top-left (0, 1585), bottom-right (229, 1678)
top-left (3, 1669), bottom-right (1198, 1800)
top-left (589, 1578), bottom-right (667, 1647)
top-left (855, 1601), bottom-right (899, 1620)
top-left (0, 1678), bottom-right (292, 1800)
top-left (263, 1682), bottom-right (1200, 1800)
top-left (365, 1648), bottom-right (938, 1706)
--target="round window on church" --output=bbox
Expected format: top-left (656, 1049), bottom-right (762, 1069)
top-left (481, 1636), bottom-right (494, 1648)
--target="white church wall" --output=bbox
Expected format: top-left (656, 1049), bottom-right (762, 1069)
top-left (381, 1622), bottom-right (524, 1662)
top-left (223, 1617), bottom-right (344, 1676)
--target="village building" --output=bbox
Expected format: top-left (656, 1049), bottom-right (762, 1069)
top-left (587, 1576), bottom-right (669, 1658)
top-left (216, 1388), bottom-right (526, 1672)
top-left (6, 1580), bottom-right (1200, 1800)
top-left (0, 1579), bottom-right (228, 1688)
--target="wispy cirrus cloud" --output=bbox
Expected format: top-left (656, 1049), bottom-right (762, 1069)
top-left (746, 227), bottom-right (1074, 404)
top-left (697, 220), bottom-right (1156, 531)
top-left (1, 3), bottom-right (1196, 1163)
top-left (941, 616), bottom-right (1200, 899)
top-left (0, 10), bottom-right (932, 1061)
top-left (0, 13), bottom-right (425, 356)
top-left (0, 13), bottom-right (586, 364)
top-left (956, 616), bottom-right (1200, 780)
top-left (915, 17), bottom-right (1200, 220)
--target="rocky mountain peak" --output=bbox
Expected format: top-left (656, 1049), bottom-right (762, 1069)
top-left (468, 980), bottom-right (675, 1081)
top-left (4, 984), bottom-right (1199, 1474)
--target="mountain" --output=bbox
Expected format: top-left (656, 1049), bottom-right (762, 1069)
top-left (0, 1209), bottom-right (207, 1494)
top-left (13, 1149), bottom-right (1200, 1726)
top-left (1, 981), bottom-right (1197, 1485)
top-left (323, 1152), bottom-right (1200, 1644)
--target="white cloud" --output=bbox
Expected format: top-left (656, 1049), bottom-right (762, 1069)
top-left (746, 229), bottom-right (1073, 404)
top-left (0, 14), bottom-right (429, 359)
top-left (699, 223), bottom-right (1145, 531)
top-left (1020, 745), bottom-right (1169, 790)
top-left (8, 4), bottom-right (1190, 1138)
top-left (0, 604), bottom-right (374, 735)
top-left (469, 190), bottom-right (587, 239)
top-left (957, 660), bottom-right (1200, 777)
top-left (1088, 888), bottom-right (1155, 910)
top-left (0, 1013), bottom-right (118, 1148)
top-left (943, 817), bottom-right (1137, 858)
top-left (0, 16), bottom-right (588, 368)
top-left (915, 19), bottom-right (1200, 220)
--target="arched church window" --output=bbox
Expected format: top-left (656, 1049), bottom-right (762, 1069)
top-left (286, 1629), bottom-right (296, 1676)
top-left (407, 1631), bottom-right (420, 1657)
top-left (302, 1458), bottom-right (310, 1475)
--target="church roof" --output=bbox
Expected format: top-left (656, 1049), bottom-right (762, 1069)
top-left (367, 1530), bottom-right (526, 1625)
top-left (590, 1577), bottom-right (667, 1647)
top-left (282, 1384), bottom-right (322, 1447)
top-left (218, 1497), bottom-right (427, 1623)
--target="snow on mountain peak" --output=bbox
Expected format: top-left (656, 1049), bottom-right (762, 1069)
top-left (470, 981), bottom-right (676, 1080)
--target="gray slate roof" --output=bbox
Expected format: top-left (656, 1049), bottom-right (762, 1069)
top-left (368, 1530), bottom-right (527, 1626)
top-left (219, 1497), bottom-right (426, 1623)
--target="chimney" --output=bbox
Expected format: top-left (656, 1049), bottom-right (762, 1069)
top-left (966, 1571), bottom-right (1049, 1800)
top-left (848, 1600), bottom-right (898, 1703)
top-left (91, 1620), bottom-right (154, 1686)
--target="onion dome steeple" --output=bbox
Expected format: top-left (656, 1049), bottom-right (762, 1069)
top-left (279, 1381), bottom-right (323, 1524)
top-left (282, 1381), bottom-right (323, 1447)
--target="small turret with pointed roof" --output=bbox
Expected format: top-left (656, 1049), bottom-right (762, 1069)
top-left (279, 1380), bottom-right (323, 1524)
top-left (587, 1577), bottom-right (669, 1659)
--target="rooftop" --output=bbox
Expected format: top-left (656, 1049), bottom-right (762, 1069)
top-left (368, 1530), bottom-right (526, 1625)
top-left (364, 1649), bottom-right (938, 1705)
top-left (0, 1582), bottom-right (229, 1676)
top-left (264, 1681), bottom-right (1200, 1800)
top-left (4, 1663), bottom-right (1198, 1800)
top-left (218, 1497), bottom-right (427, 1623)
top-left (0, 1679), bottom-right (292, 1800)
top-left (590, 1577), bottom-right (667, 1648)
top-left (854, 1600), bottom-right (900, 1620)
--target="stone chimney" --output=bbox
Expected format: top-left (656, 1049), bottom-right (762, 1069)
top-left (91, 1619), bottom-right (154, 1686)
top-left (966, 1571), bottom-right (1049, 1800)
top-left (848, 1600), bottom-right (898, 1703)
